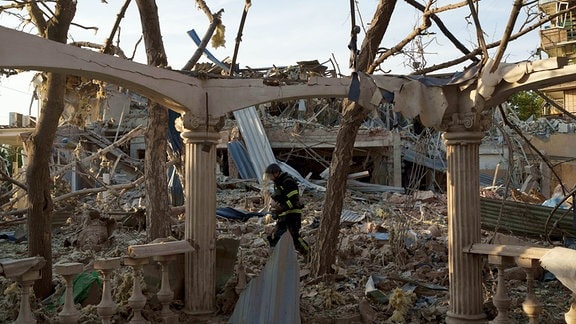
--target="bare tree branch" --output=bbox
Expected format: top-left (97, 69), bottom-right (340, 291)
top-left (53, 175), bottom-right (144, 203)
top-left (182, 9), bottom-right (224, 70)
top-left (467, 0), bottom-right (489, 62)
top-left (195, 0), bottom-right (215, 22)
top-left (497, 104), bottom-right (565, 192)
top-left (0, 169), bottom-right (27, 191)
top-left (229, 0), bottom-right (251, 76)
top-left (405, 0), bottom-right (478, 63)
top-left (368, 1), bottom-right (434, 74)
top-left (1, 176), bottom-right (145, 218)
top-left (70, 41), bottom-right (128, 59)
top-left (491, 0), bottom-right (523, 72)
top-left (25, 1), bottom-right (48, 34)
top-left (69, 22), bottom-right (99, 33)
top-left (415, 6), bottom-right (574, 75)
top-left (369, 0), bottom-right (473, 74)
top-left (534, 89), bottom-right (576, 121)
top-left (102, 0), bottom-right (132, 55)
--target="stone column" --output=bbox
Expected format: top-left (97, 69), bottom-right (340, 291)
top-left (444, 131), bottom-right (486, 323)
top-left (178, 112), bottom-right (222, 314)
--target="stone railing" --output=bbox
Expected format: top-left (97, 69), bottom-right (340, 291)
top-left (0, 239), bottom-right (193, 324)
top-left (466, 243), bottom-right (576, 324)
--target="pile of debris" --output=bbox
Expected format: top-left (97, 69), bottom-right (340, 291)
top-left (2, 179), bottom-right (572, 323)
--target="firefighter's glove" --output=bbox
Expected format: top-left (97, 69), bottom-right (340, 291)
top-left (270, 200), bottom-right (283, 215)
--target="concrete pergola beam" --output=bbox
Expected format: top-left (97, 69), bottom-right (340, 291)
top-left (0, 26), bottom-right (351, 118)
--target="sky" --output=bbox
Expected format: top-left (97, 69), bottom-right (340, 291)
top-left (0, 0), bottom-right (544, 125)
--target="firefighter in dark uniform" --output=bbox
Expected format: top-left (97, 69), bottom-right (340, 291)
top-left (264, 163), bottom-right (310, 256)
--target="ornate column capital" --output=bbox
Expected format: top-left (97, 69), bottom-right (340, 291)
top-left (440, 111), bottom-right (491, 133)
top-left (175, 112), bottom-right (224, 144)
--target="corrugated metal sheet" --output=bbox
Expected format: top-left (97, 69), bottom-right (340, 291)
top-left (227, 140), bottom-right (258, 180)
top-left (233, 106), bottom-right (326, 191)
top-left (340, 209), bottom-right (364, 224)
top-left (233, 106), bottom-right (276, 183)
top-left (480, 197), bottom-right (576, 239)
top-left (230, 232), bottom-right (300, 324)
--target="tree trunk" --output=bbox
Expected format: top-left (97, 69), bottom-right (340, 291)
top-left (26, 74), bottom-right (67, 297)
top-left (25, 0), bottom-right (76, 298)
top-left (135, 0), bottom-right (172, 240)
top-left (311, 0), bottom-right (397, 277)
top-left (311, 101), bottom-right (369, 274)
top-left (356, 0), bottom-right (398, 72)
top-left (144, 103), bottom-right (171, 240)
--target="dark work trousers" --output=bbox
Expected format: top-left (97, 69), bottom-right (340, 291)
top-left (268, 214), bottom-right (310, 255)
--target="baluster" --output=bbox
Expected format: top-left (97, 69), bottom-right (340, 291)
top-left (55, 262), bottom-right (83, 324)
top-left (489, 255), bottom-right (514, 324)
top-left (0, 257), bottom-right (45, 324)
top-left (94, 257), bottom-right (121, 324)
top-left (518, 258), bottom-right (542, 324)
top-left (15, 274), bottom-right (39, 324)
top-left (153, 255), bottom-right (178, 322)
top-left (565, 293), bottom-right (576, 324)
top-left (124, 257), bottom-right (150, 324)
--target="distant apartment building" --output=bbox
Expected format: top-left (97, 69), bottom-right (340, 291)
top-left (539, 0), bottom-right (576, 114)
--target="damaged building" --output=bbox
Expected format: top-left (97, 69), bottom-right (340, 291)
top-left (4, 6), bottom-right (576, 321)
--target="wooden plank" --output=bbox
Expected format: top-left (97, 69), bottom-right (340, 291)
top-left (466, 243), bottom-right (550, 260)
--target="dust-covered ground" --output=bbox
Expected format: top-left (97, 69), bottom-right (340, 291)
top-left (0, 185), bottom-right (572, 323)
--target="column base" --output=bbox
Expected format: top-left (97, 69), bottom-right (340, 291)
top-left (446, 311), bottom-right (487, 324)
top-left (182, 308), bottom-right (216, 316)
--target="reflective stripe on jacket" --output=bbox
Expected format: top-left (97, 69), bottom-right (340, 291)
top-left (273, 172), bottom-right (302, 217)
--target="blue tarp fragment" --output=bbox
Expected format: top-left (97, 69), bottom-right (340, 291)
top-left (216, 207), bottom-right (265, 222)
top-left (227, 140), bottom-right (258, 180)
top-left (0, 231), bottom-right (16, 241)
top-left (186, 29), bottom-right (230, 71)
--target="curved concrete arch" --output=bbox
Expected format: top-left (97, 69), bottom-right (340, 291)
top-left (0, 26), bottom-right (199, 114)
top-left (0, 26), bottom-right (350, 117)
top-left (6, 26), bottom-right (576, 125)
top-left (203, 77), bottom-right (350, 116)
top-left (490, 62), bottom-right (576, 106)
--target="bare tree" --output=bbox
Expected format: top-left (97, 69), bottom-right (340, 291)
top-left (133, 0), bottom-right (172, 240)
top-left (311, 0), bottom-right (550, 277)
top-left (23, 0), bottom-right (77, 298)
